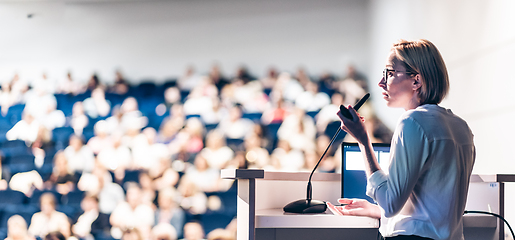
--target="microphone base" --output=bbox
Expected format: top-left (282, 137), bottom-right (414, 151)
top-left (283, 199), bottom-right (327, 214)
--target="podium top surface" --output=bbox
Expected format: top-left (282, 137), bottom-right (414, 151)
top-left (221, 169), bottom-right (340, 181)
top-left (222, 169), bottom-right (515, 183)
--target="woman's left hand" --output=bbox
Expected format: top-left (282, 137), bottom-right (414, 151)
top-left (328, 198), bottom-right (381, 219)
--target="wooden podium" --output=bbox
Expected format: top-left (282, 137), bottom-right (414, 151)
top-left (222, 169), bottom-right (509, 240)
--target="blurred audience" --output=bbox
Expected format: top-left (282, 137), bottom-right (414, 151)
top-left (5, 215), bottom-right (35, 240)
top-left (0, 64), bottom-right (388, 239)
top-left (28, 193), bottom-right (70, 238)
top-left (110, 183), bottom-right (155, 239)
top-left (181, 221), bottom-right (205, 240)
top-left (72, 194), bottom-right (111, 239)
top-left (155, 187), bottom-right (186, 238)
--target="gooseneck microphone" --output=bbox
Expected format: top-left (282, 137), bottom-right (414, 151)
top-left (283, 93), bottom-right (370, 213)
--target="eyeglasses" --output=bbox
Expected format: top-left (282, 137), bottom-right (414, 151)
top-left (383, 69), bottom-right (417, 83)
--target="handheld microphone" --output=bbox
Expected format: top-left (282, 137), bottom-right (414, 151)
top-left (283, 93), bottom-right (370, 213)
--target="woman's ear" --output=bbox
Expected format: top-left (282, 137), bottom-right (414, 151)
top-left (412, 74), bottom-right (422, 91)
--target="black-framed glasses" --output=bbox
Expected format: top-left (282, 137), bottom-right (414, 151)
top-left (383, 69), bottom-right (417, 83)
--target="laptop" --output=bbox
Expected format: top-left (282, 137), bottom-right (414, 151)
top-left (341, 142), bottom-right (391, 203)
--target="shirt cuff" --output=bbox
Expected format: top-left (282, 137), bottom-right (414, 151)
top-left (366, 170), bottom-right (388, 200)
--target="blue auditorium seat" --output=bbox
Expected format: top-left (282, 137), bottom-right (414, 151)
top-left (61, 190), bottom-right (85, 208)
top-left (0, 189), bottom-right (27, 205)
top-left (6, 154), bottom-right (36, 175)
top-left (0, 204), bottom-right (38, 230)
top-left (241, 112), bottom-right (263, 122)
top-left (226, 138), bottom-right (244, 151)
top-left (0, 140), bottom-right (31, 158)
top-left (199, 211), bottom-right (236, 236)
top-left (122, 169), bottom-right (141, 187)
top-left (135, 82), bottom-right (158, 98)
top-left (264, 122), bottom-right (282, 152)
top-left (306, 110), bottom-right (320, 119)
top-left (5, 104), bottom-right (25, 125)
top-left (54, 94), bottom-right (74, 116)
top-left (51, 127), bottom-right (75, 150)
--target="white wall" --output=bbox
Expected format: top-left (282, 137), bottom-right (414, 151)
top-left (0, 0), bottom-right (370, 84)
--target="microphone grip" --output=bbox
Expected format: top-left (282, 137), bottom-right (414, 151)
top-left (339, 93), bottom-right (370, 119)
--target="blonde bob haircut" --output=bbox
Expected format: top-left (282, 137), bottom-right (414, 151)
top-left (392, 39), bottom-right (449, 105)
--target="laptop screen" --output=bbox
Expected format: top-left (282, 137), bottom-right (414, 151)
top-left (341, 142), bottom-right (391, 203)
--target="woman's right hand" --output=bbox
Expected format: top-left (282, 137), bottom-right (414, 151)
top-left (332, 198), bottom-right (381, 219)
top-left (337, 105), bottom-right (370, 145)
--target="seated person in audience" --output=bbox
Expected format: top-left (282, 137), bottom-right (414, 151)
top-left (156, 115), bottom-right (183, 144)
top-left (199, 130), bottom-right (234, 170)
top-left (56, 72), bottom-right (83, 95)
top-left (83, 87), bottom-right (111, 119)
top-left (24, 82), bottom-right (57, 120)
top-left (151, 223), bottom-right (178, 240)
top-left (294, 81), bottom-right (330, 112)
top-left (261, 97), bottom-right (290, 125)
top-left (97, 133), bottom-right (132, 182)
top-left (270, 72), bottom-right (304, 104)
top-left (155, 188), bottom-right (185, 239)
top-left (276, 107), bottom-right (317, 151)
top-left (6, 110), bottom-right (41, 143)
top-left (231, 79), bottom-right (268, 113)
top-left (110, 183), bottom-right (155, 240)
top-left (9, 170), bottom-right (44, 197)
top-left (177, 65), bottom-right (203, 91)
top-left (121, 228), bottom-right (143, 240)
top-left (169, 117), bottom-right (204, 156)
top-left (243, 132), bottom-right (270, 169)
top-left (216, 104), bottom-right (254, 140)
top-left (72, 194), bottom-right (111, 239)
top-left (200, 95), bottom-right (224, 125)
top-left (0, 81), bottom-right (23, 116)
top-left (38, 97), bottom-right (66, 131)
top-left (87, 120), bottom-right (114, 155)
top-left (315, 92), bottom-right (344, 134)
top-left (183, 77), bottom-right (218, 116)
top-left (182, 154), bottom-right (220, 193)
top-left (109, 70), bottom-right (130, 95)
top-left (137, 171), bottom-right (157, 206)
top-left (132, 127), bottom-right (171, 171)
top-left (119, 97), bottom-right (147, 133)
top-left (28, 193), bottom-right (71, 238)
top-left (149, 158), bottom-right (180, 192)
top-left (181, 221), bottom-right (205, 240)
top-left (258, 67), bottom-right (278, 90)
top-left (77, 163), bottom-right (125, 214)
top-left (208, 63), bottom-right (230, 92)
top-left (44, 151), bottom-right (76, 195)
top-left (5, 215), bottom-right (36, 240)
top-left (69, 101), bottom-right (89, 136)
top-left (85, 74), bottom-right (101, 91)
top-left (162, 86), bottom-right (182, 110)
top-left (177, 178), bottom-right (207, 215)
top-left (64, 134), bottom-right (95, 173)
top-left (268, 140), bottom-right (305, 172)
top-left (337, 72), bottom-right (367, 106)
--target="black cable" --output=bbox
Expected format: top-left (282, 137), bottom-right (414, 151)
top-left (464, 210), bottom-right (515, 240)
